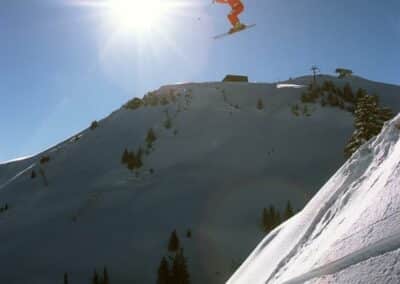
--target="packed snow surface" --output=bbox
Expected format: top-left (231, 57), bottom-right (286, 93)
top-left (276, 84), bottom-right (306, 89)
top-left (228, 114), bottom-right (400, 284)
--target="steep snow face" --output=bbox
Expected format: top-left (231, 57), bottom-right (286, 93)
top-left (0, 76), bottom-right (399, 284)
top-left (228, 115), bottom-right (400, 284)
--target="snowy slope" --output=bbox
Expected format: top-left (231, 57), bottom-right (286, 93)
top-left (227, 113), bottom-right (400, 283)
top-left (0, 75), bottom-right (399, 284)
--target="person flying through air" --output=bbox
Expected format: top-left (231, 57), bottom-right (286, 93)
top-left (213, 0), bottom-right (246, 33)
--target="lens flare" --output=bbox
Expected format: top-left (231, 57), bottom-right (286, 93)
top-left (107, 0), bottom-right (167, 33)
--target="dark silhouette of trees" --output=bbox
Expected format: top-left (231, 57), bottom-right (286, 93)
top-left (342, 83), bottom-right (355, 103)
top-left (90, 120), bottom-right (99, 130)
top-left (92, 270), bottom-right (99, 284)
top-left (157, 231), bottom-right (191, 284)
top-left (121, 148), bottom-right (143, 170)
top-left (102, 267), bottom-right (110, 284)
top-left (40, 156), bottom-right (50, 165)
top-left (64, 272), bottom-right (68, 284)
top-left (284, 201), bottom-right (294, 220)
top-left (157, 257), bottom-right (171, 284)
top-left (262, 201), bottom-right (295, 232)
top-left (0, 203), bottom-right (9, 213)
top-left (262, 206), bottom-right (280, 232)
top-left (168, 230), bottom-right (180, 252)
top-left (146, 128), bottom-right (157, 147)
top-left (335, 68), bottom-right (353, 79)
top-left (171, 249), bottom-right (190, 284)
top-left (124, 98), bottom-right (143, 110)
top-left (257, 99), bottom-right (264, 110)
top-left (121, 149), bottom-right (129, 164)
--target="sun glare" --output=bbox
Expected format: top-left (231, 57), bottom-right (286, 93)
top-left (107, 0), bottom-right (167, 33)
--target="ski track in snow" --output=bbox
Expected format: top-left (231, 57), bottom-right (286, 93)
top-left (0, 163), bottom-right (36, 192)
top-left (280, 229), bottom-right (400, 284)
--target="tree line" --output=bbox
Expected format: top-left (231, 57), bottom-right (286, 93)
top-left (262, 201), bottom-right (294, 232)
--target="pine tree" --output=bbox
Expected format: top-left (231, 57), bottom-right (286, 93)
top-left (186, 229), bottom-right (192, 239)
top-left (327, 93), bottom-right (339, 106)
top-left (168, 230), bottom-right (180, 252)
top-left (127, 151), bottom-right (137, 170)
top-left (257, 99), bottom-right (264, 110)
top-left (90, 120), bottom-right (99, 130)
top-left (342, 83), bottom-right (355, 103)
top-left (344, 95), bottom-right (381, 158)
top-left (322, 80), bottom-right (335, 93)
top-left (92, 270), bottom-right (99, 284)
top-left (355, 88), bottom-right (367, 102)
top-left (164, 116), bottom-right (172, 129)
top-left (4, 204), bottom-right (8, 211)
top-left (335, 68), bottom-right (353, 79)
top-left (124, 97), bottom-right (143, 109)
top-left (121, 149), bottom-right (129, 164)
top-left (268, 206), bottom-right (281, 230)
top-left (262, 208), bottom-right (271, 232)
top-left (103, 267), bottom-right (109, 284)
top-left (284, 201), bottom-right (294, 220)
top-left (171, 249), bottom-right (190, 284)
top-left (157, 256), bottom-right (170, 284)
top-left (64, 272), bottom-right (68, 284)
top-left (267, 206), bottom-right (275, 230)
top-left (146, 128), bottom-right (157, 147)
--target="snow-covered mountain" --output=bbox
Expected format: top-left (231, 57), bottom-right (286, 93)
top-left (228, 107), bottom-right (400, 283)
top-left (0, 75), bottom-right (399, 284)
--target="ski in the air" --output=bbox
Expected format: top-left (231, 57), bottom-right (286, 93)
top-left (213, 24), bottom-right (256, 40)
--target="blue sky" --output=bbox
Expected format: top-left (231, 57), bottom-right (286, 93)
top-left (1, 0), bottom-right (399, 162)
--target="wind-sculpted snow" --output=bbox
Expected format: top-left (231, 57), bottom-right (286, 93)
top-left (228, 114), bottom-right (400, 284)
top-left (282, 228), bottom-right (400, 284)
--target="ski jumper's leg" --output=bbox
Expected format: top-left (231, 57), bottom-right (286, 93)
top-left (228, 1), bottom-right (244, 26)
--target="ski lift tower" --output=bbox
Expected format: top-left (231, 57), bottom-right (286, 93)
top-left (311, 65), bottom-right (320, 86)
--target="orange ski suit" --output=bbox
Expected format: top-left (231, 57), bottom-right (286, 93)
top-left (215, 0), bottom-right (244, 27)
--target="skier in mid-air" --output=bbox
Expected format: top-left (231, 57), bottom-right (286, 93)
top-left (213, 0), bottom-right (246, 33)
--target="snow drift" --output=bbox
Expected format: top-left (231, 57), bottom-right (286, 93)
top-left (228, 114), bottom-right (400, 284)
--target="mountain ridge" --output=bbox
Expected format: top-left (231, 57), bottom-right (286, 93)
top-left (0, 75), bottom-right (399, 283)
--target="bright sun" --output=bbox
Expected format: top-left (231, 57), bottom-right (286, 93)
top-left (107, 0), bottom-right (167, 33)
